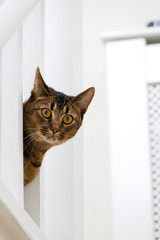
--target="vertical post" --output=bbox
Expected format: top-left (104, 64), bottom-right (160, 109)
top-left (23, 0), bottom-right (44, 228)
top-left (40, 0), bottom-right (45, 232)
top-left (71, 0), bottom-right (84, 239)
top-left (44, 0), bottom-right (73, 239)
top-left (18, 26), bottom-right (24, 207)
top-left (0, 50), bottom-right (2, 180)
top-left (1, 31), bottom-right (23, 203)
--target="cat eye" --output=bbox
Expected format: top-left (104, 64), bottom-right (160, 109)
top-left (62, 115), bottom-right (73, 125)
top-left (41, 108), bottom-right (52, 119)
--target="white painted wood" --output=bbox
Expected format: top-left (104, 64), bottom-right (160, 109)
top-left (0, 0), bottom-right (47, 238)
top-left (100, 27), bottom-right (160, 43)
top-left (23, 1), bottom-right (43, 227)
top-left (106, 39), bottom-right (153, 240)
top-left (146, 43), bottom-right (160, 84)
top-left (22, 1), bottom-right (42, 101)
top-left (0, 50), bottom-right (2, 179)
top-left (18, 26), bottom-right (24, 207)
top-left (0, 0), bottom-right (40, 48)
top-left (24, 177), bottom-right (41, 227)
top-left (71, 0), bottom-right (84, 239)
top-left (1, 31), bottom-right (23, 203)
top-left (39, 0), bottom-right (45, 232)
top-left (44, 0), bottom-right (74, 239)
top-left (0, 180), bottom-right (46, 240)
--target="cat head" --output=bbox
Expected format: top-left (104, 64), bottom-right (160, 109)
top-left (23, 67), bottom-right (95, 147)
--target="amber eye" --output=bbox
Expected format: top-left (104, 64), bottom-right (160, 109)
top-left (41, 108), bottom-right (51, 119)
top-left (62, 115), bottom-right (73, 125)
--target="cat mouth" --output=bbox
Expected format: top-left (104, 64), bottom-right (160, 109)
top-left (46, 134), bottom-right (56, 140)
top-left (46, 134), bottom-right (64, 142)
top-left (41, 130), bottom-right (65, 142)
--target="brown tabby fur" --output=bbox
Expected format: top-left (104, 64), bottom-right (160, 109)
top-left (23, 68), bottom-right (95, 185)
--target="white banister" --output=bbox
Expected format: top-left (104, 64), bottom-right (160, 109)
top-left (23, 0), bottom-right (44, 229)
top-left (1, 31), bottom-right (23, 203)
top-left (0, 0), bottom-right (40, 49)
top-left (0, 0), bottom-right (48, 239)
top-left (39, 0), bottom-right (45, 231)
top-left (0, 50), bottom-right (2, 179)
top-left (18, 26), bottom-right (24, 206)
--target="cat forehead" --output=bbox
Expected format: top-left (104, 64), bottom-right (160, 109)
top-left (34, 93), bottom-right (71, 110)
top-left (54, 95), bottom-right (69, 109)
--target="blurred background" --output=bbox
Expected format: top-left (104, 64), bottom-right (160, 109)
top-left (1, 0), bottom-right (160, 240)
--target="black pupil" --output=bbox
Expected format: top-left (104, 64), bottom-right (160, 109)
top-left (45, 110), bottom-right (48, 115)
top-left (66, 116), bottom-right (70, 121)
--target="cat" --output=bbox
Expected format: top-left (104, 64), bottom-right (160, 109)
top-left (23, 67), bottom-right (95, 185)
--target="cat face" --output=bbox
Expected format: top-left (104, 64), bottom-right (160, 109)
top-left (24, 93), bottom-right (82, 145)
top-left (23, 68), bottom-right (95, 147)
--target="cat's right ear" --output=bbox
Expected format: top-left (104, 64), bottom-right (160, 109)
top-left (31, 67), bottom-right (50, 98)
top-left (72, 87), bottom-right (95, 115)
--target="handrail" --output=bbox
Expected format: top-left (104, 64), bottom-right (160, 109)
top-left (0, 0), bottom-right (40, 48)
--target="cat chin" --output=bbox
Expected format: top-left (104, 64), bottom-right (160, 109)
top-left (36, 134), bottom-right (61, 146)
top-left (45, 136), bottom-right (64, 146)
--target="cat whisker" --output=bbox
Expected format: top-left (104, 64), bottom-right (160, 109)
top-left (23, 132), bottom-right (39, 141)
top-left (23, 134), bottom-right (39, 148)
top-left (23, 137), bottom-right (39, 153)
top-left (23, 133), bottom-right (40, 151)
top-left (23, 128), bottom-right (39, 132)
top-left (28, 135), bottom-right (42, 161)
top-left (59, 133), bottom-right (65, 140)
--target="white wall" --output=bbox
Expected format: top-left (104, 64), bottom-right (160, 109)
top-left (82, 0), bottom-right (160, 240)
top-left (106, 39), bottom-right (153, 240)
top-left (0, 0), bottom-right (5, 7)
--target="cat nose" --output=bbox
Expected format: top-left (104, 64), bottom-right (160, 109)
top-left (51, 127), bottom-right (59, 134)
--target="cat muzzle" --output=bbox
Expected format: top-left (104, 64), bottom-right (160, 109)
top-left (51, 127), bottom-right (59, 134)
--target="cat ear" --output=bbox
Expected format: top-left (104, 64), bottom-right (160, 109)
top-left (72, 87), bottom-right (95, 114)
top-left (32, 67), bottom-right (50, 97)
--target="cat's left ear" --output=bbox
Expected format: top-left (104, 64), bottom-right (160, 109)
top-left (72, 87), bottom-right (95, 114)
top-left (32, 67), bottom-right (51, 97)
